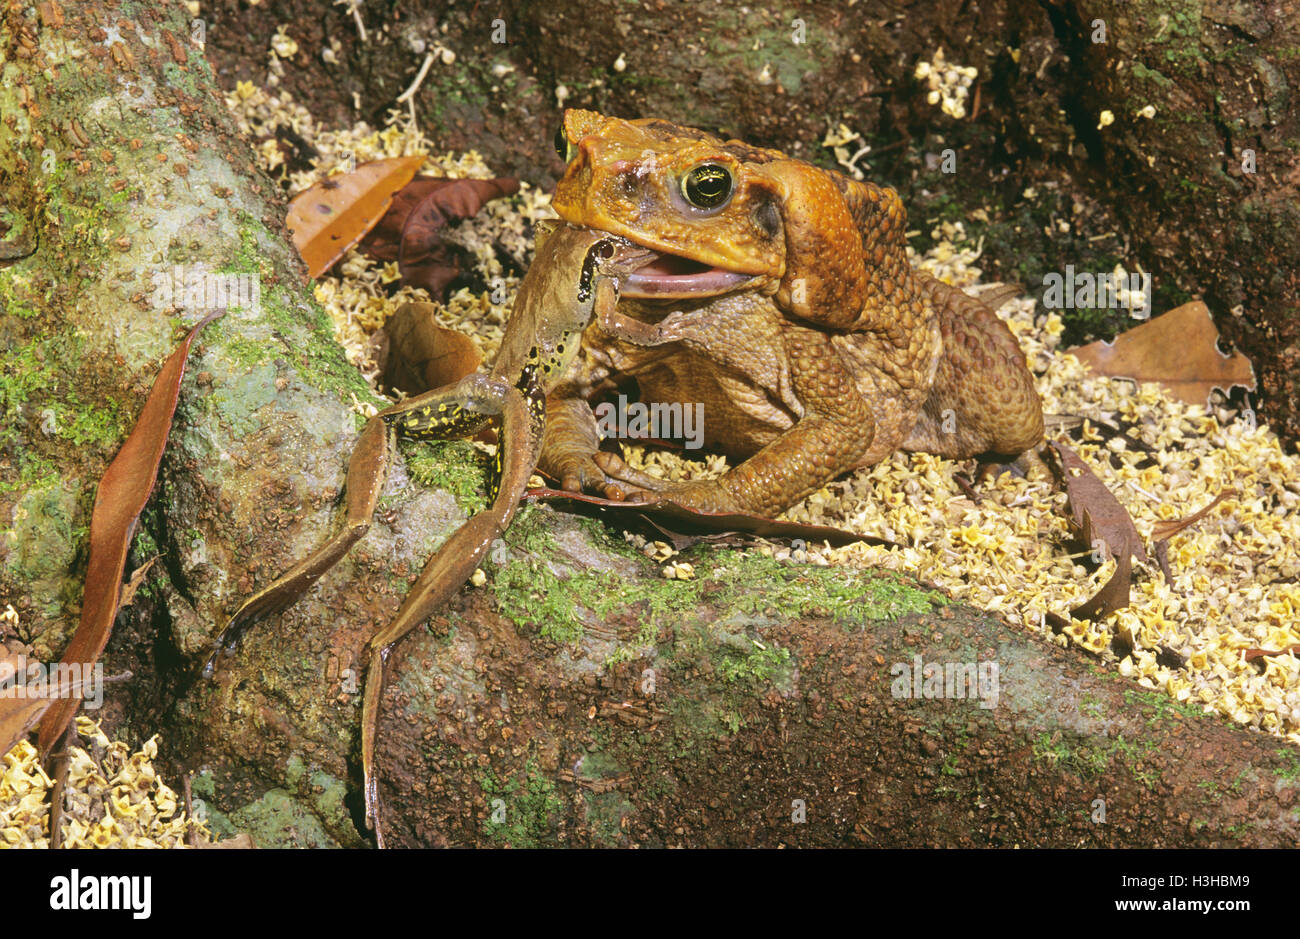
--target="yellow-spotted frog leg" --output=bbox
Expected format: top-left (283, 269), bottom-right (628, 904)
top-left (213, 222), bottom-right (653, 846)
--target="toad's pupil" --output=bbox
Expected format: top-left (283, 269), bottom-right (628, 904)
top-left (684, 164), bottom-right (732, 208)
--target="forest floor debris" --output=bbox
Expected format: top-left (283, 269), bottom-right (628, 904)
top-left (227, 85), bottom-right (1300, 749)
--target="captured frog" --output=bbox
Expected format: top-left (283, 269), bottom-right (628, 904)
top-left (215, 222), bottom-right (653, 846)
top-left (539, 109), bottom-right (1045, 517)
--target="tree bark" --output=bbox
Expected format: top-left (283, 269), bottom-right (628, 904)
top-left (1, 0), bottom-right (1297, 847)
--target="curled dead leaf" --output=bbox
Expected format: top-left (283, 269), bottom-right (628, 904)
top-left (358, 175), bottom-right (520, 298)
top-left (1067, 301), bottom-right (1255, 407)
top-left (380, 301), bottom-right (482, 396)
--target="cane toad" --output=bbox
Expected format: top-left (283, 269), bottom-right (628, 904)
top-left (539, 109), bottom-right (1044, 517)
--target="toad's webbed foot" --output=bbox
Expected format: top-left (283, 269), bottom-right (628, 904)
top-left (592, 448), bottom-right (747, 514)
top-left (538, 395), bottom-right (632, 500)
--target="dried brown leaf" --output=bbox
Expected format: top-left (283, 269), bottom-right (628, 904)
top-left (117, 556), bottom-right (159, 610)
top-left (1070, 552), bottom-right (1133, 624)
top-left (380, 301), bottom-right (482, 396)
top-left (1243, 644), bottom-right (1300, 664)
top-left (1047, 441), bottom-right (1148, 565)
top-left (1067, 301), bottom-right (1255, 406)
top-left (1151, 489), bottom-right (1234, 542)
top-left (359, 175), bottom-right (520, 298)
top-left (0, 694), bottom-right (53, 758)
top-left (36, 314), bottom-right (220, 755)
top-left (1046, 440), bottom-right (1147, 625)
top-left (527, 487), bottom-right (884, 548)
top-left (286, 155), bottom-right (425, 279)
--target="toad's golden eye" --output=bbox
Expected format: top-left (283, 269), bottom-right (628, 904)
top-left (554, 125), bottom-right (575, 162)
top-left (682, 163), bottom-right (733, 209)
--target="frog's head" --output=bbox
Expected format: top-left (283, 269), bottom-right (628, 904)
top-left (551, 109), bottom-right (911, 321)
top-left (504, 221), bottom-right (655, 387)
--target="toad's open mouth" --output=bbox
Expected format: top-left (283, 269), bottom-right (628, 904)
top-left (623, 250), bottom-right (755, 298)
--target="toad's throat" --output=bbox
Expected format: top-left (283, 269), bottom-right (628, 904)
top-left (623, 249), bottom-right (755, 298)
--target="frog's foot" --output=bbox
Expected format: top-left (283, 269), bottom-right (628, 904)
top-left (591, 451), bottom-right (744, 514)
top-left (206, 415), bottom-right (392, 675)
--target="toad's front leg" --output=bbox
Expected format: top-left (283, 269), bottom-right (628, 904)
top-left (597, 325), bottom-right (875, 517)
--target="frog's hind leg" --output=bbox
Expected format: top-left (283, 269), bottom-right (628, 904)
top-left (209, 414), bottom-right (392, 661)
top-left (381, 373), bottom-right (499, 443)
top-left (362, 381), bottom-right (542, 845)
top-left (903, 275), bottom-right (1044, 461)
top-left (211, 377), bottom-right (500, 664)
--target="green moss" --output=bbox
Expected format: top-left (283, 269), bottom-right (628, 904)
top-left (51, 393), bottom-right (127, 449)
top-left (492, 506), bottom-right (716, 644)
top-left (219, 219), bottom-right (271, 279)
top-left (717, 640), bottom-right (791, 685)
top-left (0, 338), bottom-right (57, 451)
top-left (223, 788), bottom-right (343, 848)
top-left (2, 478), bottom-right (82, 599)
top-left (1130, 61), bottom-right (1173, 87)
top-left (583, 789), bottom-right (634, 847)
top-left (491, 509), bottom-right (939, 647)
top-left (1032, 730), bottom-right (1160, 788)
top-left (0, 453), bottom-right (60, 499)
top-left (400, 438), bottom-right (488, 515)
top-left (707, 551), bottom-right (941, 628)
top-left (492, 563), bottom-right (577, 643)
top-left (216, 215), bottom-right (379, 411)
top-left (1274, 748), bottom-right (1300, 782)
top-left (0, 268), bottom-right (43, 319)
top-left (1124, 688), bottom-right (1205, 726)
top-left (215, 329), bottom-right (275, 371)
top-left (480, 761), bottom-right (560, 847)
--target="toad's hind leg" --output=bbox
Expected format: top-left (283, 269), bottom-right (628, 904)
top-left (903, 276), bottom-right (1044, 460)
